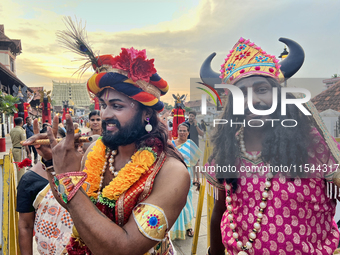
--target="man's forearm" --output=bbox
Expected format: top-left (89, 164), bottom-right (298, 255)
top-left (18, 227), bottom-right (33, 255)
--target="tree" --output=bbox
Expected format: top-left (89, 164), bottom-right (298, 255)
top-left (0, 91), bottom-right (20, 115)
top-left (0, 91), bottom-right (20, 137)
top-left (164, 102), bottom-right (173, 111)
top-left (332, 74), bottom-right (340, 78)
top-left (184, 107), bottom-right (191, 112)
top-left (89, 103), bottom-right (95, 112)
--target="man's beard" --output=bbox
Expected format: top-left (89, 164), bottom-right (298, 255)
top-left (101, 110), bottom-right (146, 151)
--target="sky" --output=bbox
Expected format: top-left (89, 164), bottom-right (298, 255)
top-left (1, 0), bottom-right (340, 105)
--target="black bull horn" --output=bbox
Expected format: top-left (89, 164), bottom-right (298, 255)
top-left (200, 38), bottom-right (305, 87)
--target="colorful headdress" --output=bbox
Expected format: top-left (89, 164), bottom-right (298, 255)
top-left (200, 37), bottom-right (305, 86)
top-left (57, 17), bottom-right (169, 112)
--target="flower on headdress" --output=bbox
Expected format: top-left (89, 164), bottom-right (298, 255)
top-left (235, 51), bottom-right (250, 61)
top-left (129, 56), bottom-right (157, 82)
top-left (126, 47), bottom-right (147, 59)
top-left (255, 56), bottom-right (268, 62)
top-left (226, 63), bottom-right (236, 74)
top-left (111, 48), bottom-right (131, 71)
top-left (110, 47), bottom-right (157, 82)
top-left (237, 44), bottom-right (247, 52)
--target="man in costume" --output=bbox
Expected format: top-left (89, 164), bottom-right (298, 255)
top-left (23, 18), bottom-right (189, 255)
top-left (200, 37), bottom-right (340, 254)
top-left (171, 94), bottom-right (186, 139)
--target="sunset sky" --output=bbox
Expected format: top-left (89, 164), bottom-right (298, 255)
top-left (1, 0), bottom-right (340, 105)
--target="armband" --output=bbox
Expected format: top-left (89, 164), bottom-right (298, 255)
top-left (53, 172), bottom-right (87, 203)
top-left (132, 203), bottom-right (168, 241)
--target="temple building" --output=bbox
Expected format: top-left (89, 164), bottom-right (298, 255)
top-left (51, 81), bottom-right (91, 117)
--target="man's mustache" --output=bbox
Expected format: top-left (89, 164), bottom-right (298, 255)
top-left (245, 105), bottom-right (271, 115)
top-left (102, 119), bottom-right (121, 129)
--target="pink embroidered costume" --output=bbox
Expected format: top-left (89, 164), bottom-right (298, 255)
top-left (200, 37), bottom-right (340, 255)
top-left (205, 128), bottom-right (340, 255)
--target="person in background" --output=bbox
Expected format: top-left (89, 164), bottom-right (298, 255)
top-left (184, 111), bottom-right (204, 146)
top-left (10, 117), bottom-right (31, 183)
top-left (200, 119), bottom-right (207, 133)
top-left (24, 116), bottom-right (38, 164)
top-left (184, 111), bottom-right (203, 186)
top-left (40, 123), bottom-right (50, 134)
top-left (74, 123), bottom-right (81, 134)
top-left (170, 123), bottom-right (201, 240)
top-left (85, 110), bottom-right (102, 136)
top-left (58, 117), bottom-right (66, 133)
top-left (17, 126), bottom-right (71, 255)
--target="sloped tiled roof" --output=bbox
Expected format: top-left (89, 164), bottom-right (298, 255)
top-left (0, 62), bottom-right (32, 93)
top-left (0, 25), bottom-right (22, 54)
top-left (311, 81), bottom-right (340, 112)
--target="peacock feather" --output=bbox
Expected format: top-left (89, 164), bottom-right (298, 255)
top-left (56, 16), bottom-right (99, 76)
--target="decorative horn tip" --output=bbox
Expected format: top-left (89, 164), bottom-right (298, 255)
top-left (278, 38), bottom-right (305, 53)
top-left (205, 52), bottom-right (217, 61)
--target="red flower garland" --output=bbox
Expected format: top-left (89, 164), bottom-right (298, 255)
top-left (109, 47), bottom-right (157, 82)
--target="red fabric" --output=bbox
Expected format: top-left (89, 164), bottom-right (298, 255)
top-left (62, 108), bottom-right (69, 122)
top-left (41, 102), bottom-right (51, 124)
top-left (172, 108), bottom-right (185, 139)
top-left (94, 97), bottom-right (100, 110)
top-left (23, 103), bottom-right (30, 123)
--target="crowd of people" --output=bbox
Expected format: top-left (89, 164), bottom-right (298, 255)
top-left (11, 19), bottom-right (340, 255)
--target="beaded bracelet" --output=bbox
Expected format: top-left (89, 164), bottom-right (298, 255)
top-left (53, 172), bottom-right (87, 204)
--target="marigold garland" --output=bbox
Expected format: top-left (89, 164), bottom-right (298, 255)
top-left (83, 138), bottom-right (157, 206)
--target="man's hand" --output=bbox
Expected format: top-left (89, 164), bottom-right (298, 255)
top-left (47, 114), bottom-right (82, 174)
top-left (194, 119), bottom-right (197, 126)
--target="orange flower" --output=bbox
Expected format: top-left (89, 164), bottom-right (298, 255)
top-left (84, 140), bottom-right (157, 202)
top-left (83, 139), bottom-right (106, 198)
top-left (102, 150), bottom-right (155, 200)
top-left (132, 150), bottom-right (156, 169)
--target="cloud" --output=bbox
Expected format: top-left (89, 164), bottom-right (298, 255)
top-left (2, 0), bottom-right (340, 105)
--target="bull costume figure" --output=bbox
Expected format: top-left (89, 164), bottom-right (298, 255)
top-left (201, 37), bottom-right (340, 255)
top-left (171, 93), bottom-right (186, 139)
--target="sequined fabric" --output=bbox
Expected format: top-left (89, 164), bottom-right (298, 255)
top-left (219, 128), bottom-right (340, 254)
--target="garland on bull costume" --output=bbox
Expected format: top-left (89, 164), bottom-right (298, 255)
top-left (56, 17), bottom-right (175, 255)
